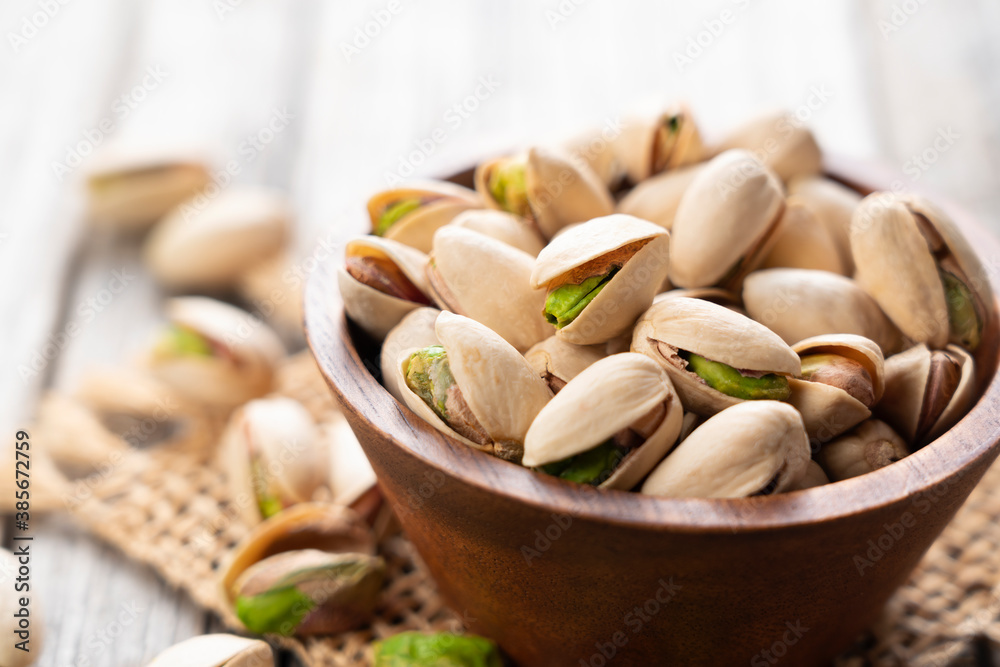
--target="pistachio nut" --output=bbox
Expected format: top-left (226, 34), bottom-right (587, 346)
top-left (713, 111), bottom-right (823, 182)
top-left (219, 397), bottom-right (329, 525)
top-left (147, 634), bottom-right (273, 667)
top-left (236, 251), bottom-right (305, 345)
top-left (367, 180), bottom-right (481, 253)
top-left (677, 411), bottom-right (702, 443)
top-left (397, 311), bottom-right (553, 462)
top-left (523, 353), bottom-right (683, 489)
top-left (524, 336), bottom-right (607, 393)
top-left (563, 125), bottom-right (626, 189)
top-left (324, 410), bottom-right (379, 511)
top-left (612, 104), bottom-right (705, 184)
top-left (380, 307), bottom-right (441, 403)
top-left (742, 268), bottom-right (904, 354)
top-left (428, 225), bottom-right (550, 352)
top-left (760, 195), bottom-right (847, 275)
top-left (148, 297), bottom-right (285, 410)
top-left (220, 503), bottom-right (381, 636)
top-left (786, 460), bottom-right (830, 491)
top-left (787, 175), bottom-right (862, 275)
top-left (632, 297), bottom-right (801, 417)
top-left (876, 344), bottom-right (976, 446)
top-left (86, 144), bottom-right (211, 231)
top-left (338, 235), bottom-right (433, 341)
top-left (641, 401), bottom-right (810, 498)
top-left (851, 192), bottom-right (992, 350)
top-left (653, 287), bottom-right (744, 314)
top-left (449, 208), bottom-right (546, 256)
top-left (787, 334), bottom-right (885, 443)
top-left (474, 147), bottom-right (614, 239)
top-left (669, 150), bottom-right (785, 289)
top-left (373, 632), bottom-right (503, 667)
top-left (530, 214), bottom-right (671, 345)
top-left (616, 163), bottom-right (705, 230)
top-left (144, 188), bottom-right (290, 291)
top-left (816, 419), bottom-right (909, 482)
top-left (0, 548), bottom-right (44, 667)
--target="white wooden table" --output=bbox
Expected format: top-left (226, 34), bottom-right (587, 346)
top-left (2, 1), bottom-right (999, 664)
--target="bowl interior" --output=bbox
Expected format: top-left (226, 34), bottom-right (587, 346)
top-left (307, 156), bottom-right (1000, 532)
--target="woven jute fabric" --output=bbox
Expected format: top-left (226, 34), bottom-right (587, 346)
top-left (53, 353), bottom-right (1000, 666)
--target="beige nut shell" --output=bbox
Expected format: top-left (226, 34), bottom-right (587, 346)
top-left (367, 180), bottom-right (481, 253)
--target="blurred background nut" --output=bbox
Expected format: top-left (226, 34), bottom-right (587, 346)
top-left (713, 111), bottom-right (823, 183)
top-left (144, 188), bottom-right (290, 292)
top-left (760, 195), bottom-right (847, 275)
top-left (611, 104), bottom-right (704, 185)
top-left (449, 209), bottom-right (545, 257)
top-left (817, 419), bottom-right (909, 482)
top-left (787, 175), bottom-right (862, 275)
top-left (146, 634), bottom-right (274, 667)
top-left (616, 163), bottom-right (704, 230)
top-left (367, 180), bottom-right (481, 253)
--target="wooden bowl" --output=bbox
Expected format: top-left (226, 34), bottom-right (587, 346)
top-left (306, 159), bottom-right (1000, 666)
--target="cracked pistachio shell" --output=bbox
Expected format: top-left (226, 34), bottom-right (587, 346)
top-left (144, 188), bottom-right (289, 291)
top-left (367, 180), bottom-right (481, 253)
top-left (475, 147), bottom-right (615, 239)
top-left (380, 307), bottom-right (441, 403)
top-left (612, 104), bottom-right (705, 184)
top-left (616, 163), bottom-right (705, 230)
top-left (523, 353), bottom-right (683, 490)
top-left (742, 268), bottom-right (904, 354)
top-left (669, 150), bottom-right (785, 289)
top-left (530, 214), bottom-right (671, 345)
top-left (338, 235), bottom-right (432, 341)
top-left (396, 312), bottom-right (553, 457)
top-left (787, 460), bottom-right (830, 491)
top-left (219, 397), bottom-right (328, 525)
top-left (760, 195), bottom-right (847, 275)
top-left (817, 419), bottom-right (909, 482)
top-left (876, 344), bottom-right (976, 445)
top-left (524, 336), bottom-right (607, 393)
top-left (147, 634), bottom-right (273, 667)
top-left (641, 401), bottom-right (810, 498)
top-left (852, 192), bottom-right (992, 350)
top-left (792, 334), bottom-right (885, 402)
top-left (631, 297), bottom-right (801, 416)
top-left (428, 226), bottom-right (550, 352)
top-left (0, 548), bottom-right (44, 667)
top-left (714, 111), bottom-right (823, 182)
top-left (150, 297), bottom-right (285, 410)
top-left (787, 378), bottom-right (870, 444)
top-left (788, 176), bottom-right (862, 275)
top-left (450, 209), bottom-right (545, 256)
top-left (86, 144), bottom-right (211, 231)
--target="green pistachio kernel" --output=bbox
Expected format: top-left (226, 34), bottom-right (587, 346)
top-left (682, 351), bottom-right (790, 401)
top-left (251, 461), bottom-right (283, 519)
top-left (376, 199), bottom-right (423, 236)
top-left (940, 269), bottom-right (981, 351)
top-left (373, 631), bottom-right (503, 667)
top-left (405, 346), bottom-right (455, 420)
top-left (540, 440), bottom-right (622, 486)
top-left (488, 161), bottom-right (529, 217)
top-left (153, 325), bottom-right (213, 360)
top-left (236, 585), bottom-right (316, 636)
top-left (544, 267), bottom-right (619, 329)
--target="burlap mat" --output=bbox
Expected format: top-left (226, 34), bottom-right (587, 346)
top-left (45, 353), bottom-right (1000, 666)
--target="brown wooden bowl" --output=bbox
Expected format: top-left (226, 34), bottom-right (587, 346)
top-left (306, 158), bottom-right (1000, 666)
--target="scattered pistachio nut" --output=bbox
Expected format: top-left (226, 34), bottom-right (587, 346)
top-left (373, 632), bottom-right (503, 667)
top-left (612, 104), bottom-right (705, 184)
top-left (367, 180), bottom-right (481, 253)
top-left (146, 634), bottom-right (273, 667)
top-left (817, 419), bottom-right (909, 482)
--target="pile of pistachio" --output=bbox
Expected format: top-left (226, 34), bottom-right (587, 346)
top-left (340, 106), bottom-right (993, 498)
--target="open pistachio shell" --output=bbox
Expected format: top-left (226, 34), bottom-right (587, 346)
top-left (86, 144), bottom-right (211, 231)
top-left (149, 297), bottom-right (285, 410)
top-left (714, 111), bottom-right (823, 182)
top-left (641, 401), bottom-right (810, 498)
top-left (787, 378), bottom-right (871, 445)
top-left (792, 334), bottom-right (885, 403)
top-left (760, 195), bottom-right (846, 275)
top-left (367, 180), bottom-right (481, 253)
top-left (450, 209), bottom-right (545, 256)
top-left (852, 192), bottom-right (992, 351)
top-left (787, 460), bottom-right (830, 491)
top-left (616, 163), bottom-right (704, 230)
top-left (338, 235), bottom-right (432, 341)
top-left (669, 150), bottom-right (785, 289)
top-left (428, 225), bottom-right (550, 352)
top-left (817, 419), bottom-right (909, 482)
top-left (147, 634), bottom-right (273, 667)
top-left (612, 104), bottom-right (705, 184)
top-left (144, 188), bottom-right (289, 291)
top-left (530, 214), bottom-right (671, 345)
top-left (523, 353), bottom-right (683, 490)
top-left (524, 336), bottom-right (607, 393)
top-left (876, 344), bottom-right (976, 445)
top-left (788, 175), bottom-right (862, 275)
top-left (632, 297), bottom-right (801, 417)
top-left (742, 268), bottom-right (904, 354)
top-left (396, 312), bottom-right (553, 461)
top-left (380, 307), bottom-right (441, 403)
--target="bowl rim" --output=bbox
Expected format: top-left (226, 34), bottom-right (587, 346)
top-left (306, 155), bottom-right (1000, 533)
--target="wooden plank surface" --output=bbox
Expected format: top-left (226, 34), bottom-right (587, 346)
top-left (1, 1), bottom-right (999, 665)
